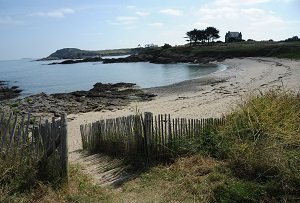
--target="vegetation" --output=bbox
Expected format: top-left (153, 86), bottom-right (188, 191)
top-left (218, 89), bottom-right (300, 202)
top-left (140, 40), bottom-right (300, 60)
top-left (185, 27), bottom-right (220, 46)
top-left (41, 48), bottom-right (135, 60)
top-left (0, 164), bottom-right (112, 203)
top-left (122, 88), bottom-right (300, 202)
top-left (169, 88), bottom-right (300, 202)
top-left (0, 148), bottom-right (39, 202)
top-left (284, 36), bottom-right (300, 42)
top-left (2, 88), bottom-right (299, 202)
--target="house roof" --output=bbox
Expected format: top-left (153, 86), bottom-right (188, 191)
top-left (227, 32), bottom-right (240, 38)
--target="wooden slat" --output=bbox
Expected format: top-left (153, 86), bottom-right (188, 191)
top-left (7, 114), bottom-right (18, 152)
top-left (79, 112), bottom-right (226, 165)
top-left (0, 112), bottom-right (12, 151)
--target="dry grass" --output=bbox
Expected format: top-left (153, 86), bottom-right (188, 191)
top-left (111, 155), bottom-right (225, 203)
top-left (0, 147), bottom-right (39, 202)
top-left (219, 88), bottom-right (300, 201)
top-left (1, 164), bottom-right (113, 203)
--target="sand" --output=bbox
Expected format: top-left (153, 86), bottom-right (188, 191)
top-left (67, 57), bottom-right (300, 184)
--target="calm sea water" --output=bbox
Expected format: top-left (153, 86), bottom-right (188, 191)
top-left (0, 58), bottom-right (226, 97)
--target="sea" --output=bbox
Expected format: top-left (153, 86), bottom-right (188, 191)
top-left (0, 57), bottom-right (226, 97)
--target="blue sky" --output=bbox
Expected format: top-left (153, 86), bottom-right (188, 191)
top-left (0, 0), bottom-right (299, 60)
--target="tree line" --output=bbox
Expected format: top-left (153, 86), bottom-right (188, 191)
top-left (185, 27), bottom-right (220, 46)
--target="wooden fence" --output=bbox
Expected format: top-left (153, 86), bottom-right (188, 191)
top-left (80, 112), bottom-right (225, 162)
top-left (0, 111), bottom-right (68, 181)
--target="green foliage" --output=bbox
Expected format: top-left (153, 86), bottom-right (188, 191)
top-left (10, 102), bottom-right (19, 108)
top-left (144, 41), bottom-right (300, 60)
top-left (214, 178), bottom-right (264, 203)
top-left (169, 124), bottom-right (229, 159)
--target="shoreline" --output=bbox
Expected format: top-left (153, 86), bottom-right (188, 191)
top-left (1, 61), bottom-right (226, 100)
top-left (67, 57), bottom-right (300, 153)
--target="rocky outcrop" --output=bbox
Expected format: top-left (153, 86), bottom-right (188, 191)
top-left (49, 57), bottom-right (103, 65)
top-left (0, 83), bottom-right (156, 116)
top-left (0, 81), bottom-right (22, 101)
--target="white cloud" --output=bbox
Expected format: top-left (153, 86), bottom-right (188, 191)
top-left (126, 5), bottom-right (136, 9)
top-left (214, 0), bottom-right (271, 6)
top-left (0, 16), bottom-right (22, 25)
top-left (160, 9), bottom-right (183, 16)
top-left (241, 8), bottom-right (266, 19)
top-left (136, 11), bottom-right (150, 16)
top-left (277, 0), bottom-right (297, 2)
top-left (196, 6), bottom-right (239, 20)
top-left (31, 8), bottom-right (75, 18)
top-left (116, 16), bottom-right (137, 25)
top-left (193, 2), bottom-right (300, 41)
top-left (149, 22), bottom-right (164, 27)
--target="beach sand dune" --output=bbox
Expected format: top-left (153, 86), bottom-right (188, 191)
top-left (68, 57), bottom-right (300, 184)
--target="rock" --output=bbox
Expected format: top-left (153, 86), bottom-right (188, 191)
top-left (1, 82), bottom-right (156, 115)
top-left (0, 84), bottom-right (22, 101)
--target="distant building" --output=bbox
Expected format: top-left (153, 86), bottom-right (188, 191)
top-left (225, 31), bottom-right (242, 42)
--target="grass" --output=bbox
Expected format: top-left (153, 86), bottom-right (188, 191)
top-left (0, 147), bottom-right (39, 202)
top-left (2, 88), bottom-right (299, 202)
top-left (216, 88), bottom-right (300, 202)
top-left (0, 164), bottom-right (112, 203)
top-left (110, 155), bottom-right (226, 203)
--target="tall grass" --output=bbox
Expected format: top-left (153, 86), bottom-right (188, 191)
top-left (218, 88), bottom-right (300, 201)
top-left (0, 147), bottom-right (39, 202)
top-left (0, 146), bottom-right (66, 202)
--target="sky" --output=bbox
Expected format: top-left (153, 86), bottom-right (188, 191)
top-left (0, 0), bottom-right (299, 60)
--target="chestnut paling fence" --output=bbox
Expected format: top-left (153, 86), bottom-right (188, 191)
top-left (80, 112), bottom-right (225, 162)
top-left (0, 111), bottom-right (68, 181)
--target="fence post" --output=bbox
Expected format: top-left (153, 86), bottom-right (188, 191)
top-left (144, 112), bottom-right (153, 162)
top-left (61, 113), bottom-right (69, 182)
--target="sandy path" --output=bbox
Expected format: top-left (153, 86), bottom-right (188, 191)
top-left (67, 57), bottom-right (300, 184)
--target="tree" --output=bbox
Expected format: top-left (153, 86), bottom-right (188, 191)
top-left (185, 26), bottom-right (220, 46)
top-left (162, 43), bottom-right (172, 49)
top-left (205, 27), bottom-right (220, 43)
top-left (196, 29), bottom-right (208, 44)
top-left (285, 36), bottom-right (299, 42)
top-left (185, 29), bottom-right (198, 46)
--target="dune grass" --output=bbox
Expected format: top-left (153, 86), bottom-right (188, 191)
top-left (218, 88), bottom-right (300, 201)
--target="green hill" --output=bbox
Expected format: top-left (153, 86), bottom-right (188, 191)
top-left (39, 48), bottom-right (135, 60)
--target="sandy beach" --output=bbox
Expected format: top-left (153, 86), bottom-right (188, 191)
top-left (68, 57), bottom-right (300, 182)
